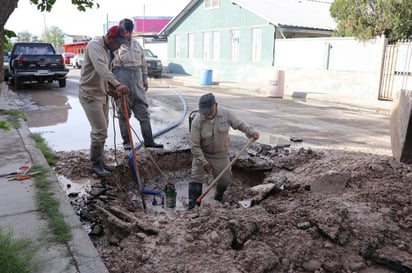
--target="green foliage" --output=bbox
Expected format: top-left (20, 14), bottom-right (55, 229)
top-left (31, 0), bottom-right (99, 12)
top-left (3, 0), bottom-right (97, 45)
top-left (330, 0), bottom-right (412, 43)
top-left (30, 133), bottom-right (58, 166)
top-left (16, 31), bottom-right (33, 42)
top-left (30, 166), bottom-right (71, 243)
top-left (0, 228), bottom-right (38, 273)
top-left (40, 26), bottom-right (65, 48)
top-left (0, 110), bottom-right (27, 129)
top-left (0, 120), bottom-right (10, 131)
top-left (3, 29), bottom-right (16, 51)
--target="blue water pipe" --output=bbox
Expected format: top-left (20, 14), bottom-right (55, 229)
top-left (128, 88), bottom-right (188, 195)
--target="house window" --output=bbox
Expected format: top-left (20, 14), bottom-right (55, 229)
top-left (252, 28), bottom-right (262, 62)
top-left (174, 34), bottom-right (180, 59)
top-left (231, 30), bottom-right (240, 61)
top-left (203, 32), bottom-right (210, 60)
top-left (188, 33), bottom-right (194, 59)
top-left (212, 31), bottom-right (220, 60)
top-left (205, 0), bottom-right (219, 9)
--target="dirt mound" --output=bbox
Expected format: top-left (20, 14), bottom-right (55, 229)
top-left (54, 144), bottom-right (412, 273)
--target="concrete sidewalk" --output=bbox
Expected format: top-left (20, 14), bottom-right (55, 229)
top-left (0, 84), bottom-right (108, 273)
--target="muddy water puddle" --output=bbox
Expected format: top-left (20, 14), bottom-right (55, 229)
top-left (57, 173), bottom-right (192, 214)
top-left (54, 143), bottom-right (273, 222)
top-left (55, 148), bottom-right (196, 218)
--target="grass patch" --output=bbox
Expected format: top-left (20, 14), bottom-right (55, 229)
top-left (29, 133), bottom-right (70, 242)
top-left (31, 165), bottom-right (71, 244)
top-left (0, 117), bottom-right (72, 270)
top-left (0, 109), bottom-right (27, 129)
top-left (0, 120), bottom-right (11, 131)
top-left (0, 228), bottom-right (39, 273)
top-left (31, 133), bottom-right (58, 166)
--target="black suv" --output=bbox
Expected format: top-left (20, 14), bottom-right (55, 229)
top-left (143, 49), bottom-right (162, 78)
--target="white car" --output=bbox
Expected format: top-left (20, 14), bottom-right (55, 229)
top-left (70, 54), bottom-right (84, 69)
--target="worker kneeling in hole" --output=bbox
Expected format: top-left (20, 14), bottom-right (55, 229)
top-left (188, 93), bottom-right (259, 209)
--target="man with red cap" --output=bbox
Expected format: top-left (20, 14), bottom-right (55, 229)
top-left (79, 25), bottom-right (130, 177)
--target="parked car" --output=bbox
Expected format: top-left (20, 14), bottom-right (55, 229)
top-left (70, 54), bottom-right (84, 69)
top-left (143, 49), bottom-right (162, 78)
top-left (9, 42), bottom-right (68, 90)
top-left (62, 52), bottom-right (75, 65)
top-left (3, 52), bottom-right (10, 81)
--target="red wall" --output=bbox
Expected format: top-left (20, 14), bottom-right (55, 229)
top-left (63, 42), bottom-right (88, 54)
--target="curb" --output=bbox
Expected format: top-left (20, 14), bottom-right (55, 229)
top-left (21, 120), bottom-right (108, 273)
top-left (0, 86), bottom-right (108, 273)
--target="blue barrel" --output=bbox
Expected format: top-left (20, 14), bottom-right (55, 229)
top-left (199, 69), bottom-right (213, 85)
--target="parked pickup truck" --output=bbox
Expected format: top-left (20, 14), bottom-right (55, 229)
top-left (9, 42), bottom-right (69, 90)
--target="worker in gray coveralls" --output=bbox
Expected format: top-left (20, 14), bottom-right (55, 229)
top-left (112, 18), bottom-right (163, 150)
top-left (188, 93), bottom-right (259, 209)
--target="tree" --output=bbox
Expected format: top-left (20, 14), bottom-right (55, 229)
top-left (4, 29), bottom-right (16, 51)
top-left (17, 31), bottom-right (33, 42)
top-left (41, 26), bottom-right (65, 51)
top-left (0, 0), bottom-right (98, 82)
top-left (330, 0), bottom-right (412, 44)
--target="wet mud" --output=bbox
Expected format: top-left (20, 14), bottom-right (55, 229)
top-left (54, 141), bottom-right (412, 273)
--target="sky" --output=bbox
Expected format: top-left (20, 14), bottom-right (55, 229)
top-left (5, 0), bottom-right (190, 37)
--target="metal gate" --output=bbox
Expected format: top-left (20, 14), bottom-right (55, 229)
top-left (379, 41), bottom-right (412, 101)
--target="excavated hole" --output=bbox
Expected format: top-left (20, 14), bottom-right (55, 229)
top-left (54, 144), bottom-right (290, 234)
top-left (53, 143), bottom-right (412, 273)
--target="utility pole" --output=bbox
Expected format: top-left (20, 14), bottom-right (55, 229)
top-left (106, 13), bottom-right (109, 34)
top-left (142, 4), bottom-right (145, 48)
top-left (43, 14), bottom-right (48, 42)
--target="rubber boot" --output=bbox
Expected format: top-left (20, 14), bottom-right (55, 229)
top-left (99, 145), bottom-right (117, 172)
top-left (103, 163), bottom-right (116, 172)
top-left (100, 149), bottom-right (116, 172)
top-left (214, 184), bottom-right (227, 203)
top-left (90, 145), bottom-right (112, 177)
top-left (188, 182), bottom-right (203, 210)
top-left (141, 121), bottom-right (163, 148)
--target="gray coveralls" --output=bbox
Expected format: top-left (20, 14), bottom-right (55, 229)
top-left (190, 107), bottom-right (255, 197)
top-left (112, 39), bottom-right (150, 145)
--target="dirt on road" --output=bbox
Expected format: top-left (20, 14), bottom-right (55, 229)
top-left (54, 137), bottom-right (412, 273)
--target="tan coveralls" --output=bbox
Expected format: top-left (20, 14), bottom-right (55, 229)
top-left (190, 107), bottom-right (255, 191)
top-left (78, 36), bottom-right (121, 151)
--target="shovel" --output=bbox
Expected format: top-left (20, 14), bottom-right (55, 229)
top-left (122, 95), bottom-right (146, 211)
top-left (195, 137), bottom-right (255, 206)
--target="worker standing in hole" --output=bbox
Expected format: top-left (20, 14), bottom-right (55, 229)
top-left (112, 18), bottom-right (163, 150)
top-left (188, 93), bottom-right (260, 209)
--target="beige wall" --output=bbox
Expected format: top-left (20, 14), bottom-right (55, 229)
top-left (272, 36), bottom-right (387, 98)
